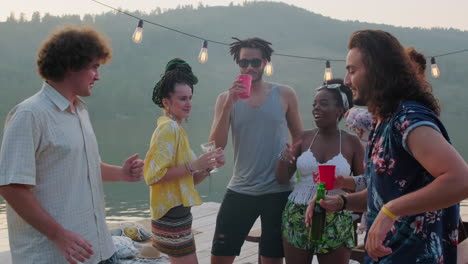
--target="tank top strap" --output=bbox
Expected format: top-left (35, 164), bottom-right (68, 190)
top-left (309, 129), bottom-right (342, 154)
top-left (308, 130), bottom-right (320, 150)
top-left (270, 83), bottom-right (279, 101)
top-left (339, 129), bottom-right (342, 154)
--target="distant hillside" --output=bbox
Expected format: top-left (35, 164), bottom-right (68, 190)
top-left (1, 1), bottom-right (467, 188)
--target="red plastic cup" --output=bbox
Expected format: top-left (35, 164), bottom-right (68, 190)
top-left (318, 165), bottom-right (336, 190)
top-left (237, 74), bottom-right (252, 99)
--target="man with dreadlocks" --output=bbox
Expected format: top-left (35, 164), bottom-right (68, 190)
top-left (209, 37), bottom-right (303, 264)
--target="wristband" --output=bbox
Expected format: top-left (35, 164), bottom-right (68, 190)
top-left (278, 149), bottom-right (286, 161)
top-left (339, 194), bottom-right (348, 211)
top-left (185, 162), bottom-right (194, 175)
top-left (381, 205), bottom-right (397, 220)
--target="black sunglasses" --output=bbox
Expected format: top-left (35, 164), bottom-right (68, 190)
top-left (238, 58), bottom-right (263, 68)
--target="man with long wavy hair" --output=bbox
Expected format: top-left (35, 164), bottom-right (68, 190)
top-left (306, 29), bottom-right (468, 263)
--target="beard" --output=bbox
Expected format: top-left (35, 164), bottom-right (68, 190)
top-left (251, 68), bottom-right (264, 83)
top-left (353, 96), bottom-right (367, 106)
top-left (352, 80), bottom-right (371, 106)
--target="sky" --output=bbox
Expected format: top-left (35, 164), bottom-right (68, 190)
top-left (1, 0), bottom-right (467, 31)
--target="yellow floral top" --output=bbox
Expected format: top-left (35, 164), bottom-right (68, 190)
top-left (144, 116), bottom-right (202, 220)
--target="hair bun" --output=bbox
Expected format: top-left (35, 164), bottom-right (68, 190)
top-left (152, 58), bottom-right (198, 108)
top-left (164, 58), bottom-right (188, 72)
top-left (163, 58), bottom-right (198, 85)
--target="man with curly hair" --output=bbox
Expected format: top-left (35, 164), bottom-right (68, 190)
top-left (0, 25), bottom-right (144, 264)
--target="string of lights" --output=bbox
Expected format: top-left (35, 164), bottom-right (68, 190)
top-left (91, 0), bottom-right (467, 80)
top-left (429, 49), bottom-right (468, 78)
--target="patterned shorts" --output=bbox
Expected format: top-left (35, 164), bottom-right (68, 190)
top-left (151, 206), bottom-right (196, 257)
top-left (281, 200), bottom-right (355, 253)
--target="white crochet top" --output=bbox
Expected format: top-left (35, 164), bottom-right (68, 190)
top-left (288, 130), bottom-right (352, 205)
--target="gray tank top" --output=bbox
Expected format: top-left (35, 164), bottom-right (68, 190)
top-left (228, 84), bottom-right (294, 195)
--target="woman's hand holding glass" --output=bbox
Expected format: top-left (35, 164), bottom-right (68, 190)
top-left (191, 150), bottom-right (218, 173)
top-left (200, 141), bottom-right (222, 172)
top-left (214, 148), bottom-right (225, 169)
top-left (192, 147), bottom-right (224, 173)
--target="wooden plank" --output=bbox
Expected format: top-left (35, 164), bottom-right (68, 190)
top-left (192, 202), bottom-right (264, 264)
top-left (0, 200), bottom-right (377, 264)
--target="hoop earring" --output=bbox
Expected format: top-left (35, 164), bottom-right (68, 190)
top-left (165, 107), bottom-right (176, 122)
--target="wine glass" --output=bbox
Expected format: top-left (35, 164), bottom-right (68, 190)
top-left (200, 141), bottom-right (218, 173)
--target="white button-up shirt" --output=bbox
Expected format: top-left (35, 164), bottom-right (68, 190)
top-left (0, 82), bottom-right (114, 264)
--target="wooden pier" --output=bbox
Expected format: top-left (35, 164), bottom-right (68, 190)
top-left (0, 202), bottom-right (262, 264)
top-left (1, 201), bottom-right (467, 264)
top-left (190, 202), bottom-right (261, 264)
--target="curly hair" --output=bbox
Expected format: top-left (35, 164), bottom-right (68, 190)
top-left (152, 58), bottom-right (198, 108)
top-left (406, 46), bottom-right (427, 77)
top-left (229, 37), bottom-right (274, 63)
top-left (317, 78), bottom-right (354, 121)
top-left (348, 30), bottom-right (440, 118)
top-left (37, 25), bottom-right (112, 82)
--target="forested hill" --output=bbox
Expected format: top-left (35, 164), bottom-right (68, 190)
top-left (1, 1), bottom-right (467, 168)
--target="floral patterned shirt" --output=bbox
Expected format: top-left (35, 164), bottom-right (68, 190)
top-left (365, 101), bottom-right (459, 264)
top-left (143, 116), bottom-right (202, 220)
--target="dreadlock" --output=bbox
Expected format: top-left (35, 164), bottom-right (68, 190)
top-left (152, 58), bottom-right (198, 108)
top-left (229, 37), bottom-right (274, 63)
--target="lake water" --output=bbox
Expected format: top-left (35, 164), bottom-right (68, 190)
top-left (1, 177), bottom-right (468, 225)
top-left (101, 175), bottom-right (227, 222)
top-left (0, 167), bottom-right (232, 226)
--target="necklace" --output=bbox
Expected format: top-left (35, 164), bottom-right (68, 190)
top-left (166, 113), bottom-right (178, 122)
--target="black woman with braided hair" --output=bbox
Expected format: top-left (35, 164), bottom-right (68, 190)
top-left (143, 58), bottom-right (225, 264)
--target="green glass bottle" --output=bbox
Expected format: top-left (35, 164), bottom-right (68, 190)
top-left (309, 182), bottom-right (326, 242)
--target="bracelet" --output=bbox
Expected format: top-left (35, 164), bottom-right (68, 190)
top-left (381, 205), bottom-right (397, 220)
top-left (339, 194), bottom-right (348, 211)
top-left (277, 149), bottom-right (287, 161)
top-left (352, 174), bottom-right (367, 192)
top-left (185, 162), bottom-right (194, 175)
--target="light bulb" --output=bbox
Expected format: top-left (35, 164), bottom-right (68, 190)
top-left (324, 60), bottom-right (333, 82)
top-left (264, 61), bottom-right (273, 76)
top-left (198, 40), bottom-right (208, 64)
top-left (431, 57), bottom-right (440, 78)
top-left (132, 20), bottom-right (144, 44)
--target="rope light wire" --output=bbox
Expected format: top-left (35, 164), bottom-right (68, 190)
top-left (91, 0), bottom-right (467, 79)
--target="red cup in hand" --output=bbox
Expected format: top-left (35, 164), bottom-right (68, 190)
top-left (237, 74), bottom-right (252, 99)
top-left (318, 165), bottom-right (336, 190)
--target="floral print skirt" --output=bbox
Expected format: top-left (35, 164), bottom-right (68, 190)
top-left (281, 200), bottom-right (355, 253)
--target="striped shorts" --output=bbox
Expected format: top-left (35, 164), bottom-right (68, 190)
top-left (151, 206), bottom-right (196, 257)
